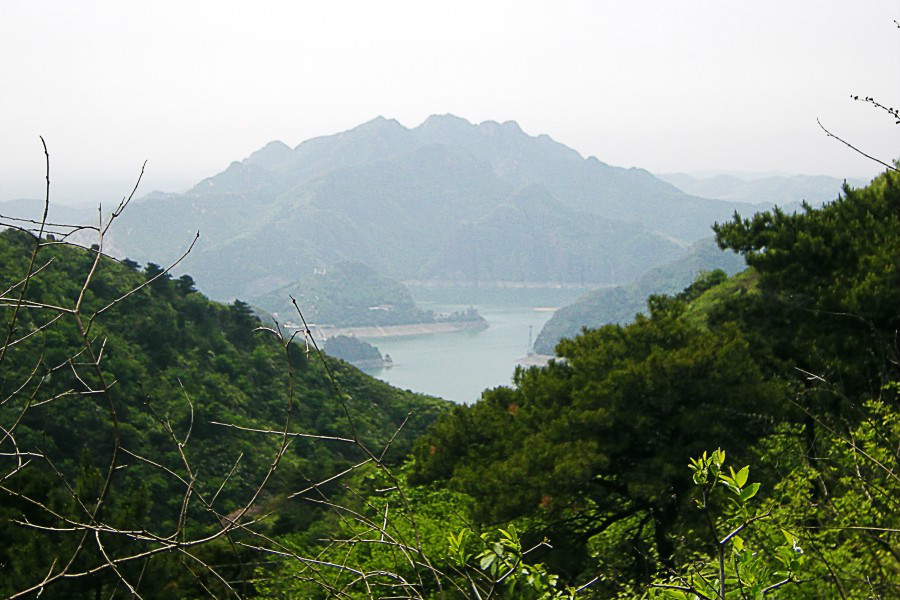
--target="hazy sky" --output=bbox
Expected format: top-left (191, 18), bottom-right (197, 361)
top-left (2, 1), bottom-right (898, 204)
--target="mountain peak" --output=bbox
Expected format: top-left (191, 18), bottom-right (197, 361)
top-left (478, 119), bottom-right (524, 135)
top-left (354, 115), bottom-right (405, 132)
top-left (419, 114), bottom-right (474, 128)
top-left (244, 140), bottom-right (292, 170)
top-left (414, 114), bottom-right (476, 145)
top-left (499, 120), bottom-right (523, 133)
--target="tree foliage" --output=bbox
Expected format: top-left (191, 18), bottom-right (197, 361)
top-left (411, 168), bottom-right (900, 596)
top-left (412, 288), bottom-right (777, 586)
top-left (0, 227), bottom-right (446, 597)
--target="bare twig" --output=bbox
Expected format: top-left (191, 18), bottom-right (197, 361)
top-left (817, 118), bottom-right (899, 173)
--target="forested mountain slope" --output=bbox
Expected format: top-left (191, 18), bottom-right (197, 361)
top-left (0, 230), bottom-right (446, 598)
top-left (533, 236), bottom-right (746, 353)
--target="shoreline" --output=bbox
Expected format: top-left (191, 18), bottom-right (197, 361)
top-left (305, 319), bottom-right (488, 341)
top-left (347, 357), bottom-right (394, 371)
top-left (515, 353), bottom-right (556, 368)
top-left (403, 279), bottom-right (609, 290)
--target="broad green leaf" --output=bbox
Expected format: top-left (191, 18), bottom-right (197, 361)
top-left (740, 482), bottom-right (760, 502)
top-left (735, 465), bottom-right (749, 488)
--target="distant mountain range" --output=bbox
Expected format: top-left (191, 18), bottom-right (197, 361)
top-left (3, 115), bottom-right (787, 302)
top-left (657, 172), bottom-right (866, 206)
top-left (0, 199), bottom-right (99, 229)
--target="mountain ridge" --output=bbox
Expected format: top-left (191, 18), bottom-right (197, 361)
top-left (658, 171), bottom-right (867, 205)
top-left (14, 115), bottom-right (774, 301)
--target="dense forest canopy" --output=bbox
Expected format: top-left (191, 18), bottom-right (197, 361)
top-left (0, 229), bottom-right (446, 598)
top-left (410, 168), bottom-right (900, 597)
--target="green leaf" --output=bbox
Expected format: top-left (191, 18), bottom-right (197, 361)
top-left (735, 465), bottom-right (749, 488)
top-left (739, 482), bottom-right (760, 502)
top-left (722, 479), bottom-right (740, 495)
top-left (781, 528), bottom-right (795, 546)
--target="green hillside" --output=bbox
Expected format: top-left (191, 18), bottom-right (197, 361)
top-left (250, 261), bottom-right (435, 327)
top-left (0, 230), bottom-right (446, 598)
top-left (533, 236), bottom-right (745, 353)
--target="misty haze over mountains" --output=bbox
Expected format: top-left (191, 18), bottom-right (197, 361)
top-left (658, 172), bottom-right (866, 206)
top-left (106, 115), bottom-right (765, 301)
top-left (0, 115), bottom-right (856, 305)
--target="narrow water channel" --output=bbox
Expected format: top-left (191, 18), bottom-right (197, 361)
top-left (364, 286), bottom-right (587, 404)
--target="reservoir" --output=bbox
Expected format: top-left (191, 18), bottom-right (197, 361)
top-left (363, 285), bottom-right (588, 404)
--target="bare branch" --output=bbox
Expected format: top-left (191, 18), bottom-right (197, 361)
top-left (817, 118), bottom-right (899, 173)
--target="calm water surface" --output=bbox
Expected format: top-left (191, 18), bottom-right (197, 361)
top-left (364, 286), bottom-right (587, 404)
